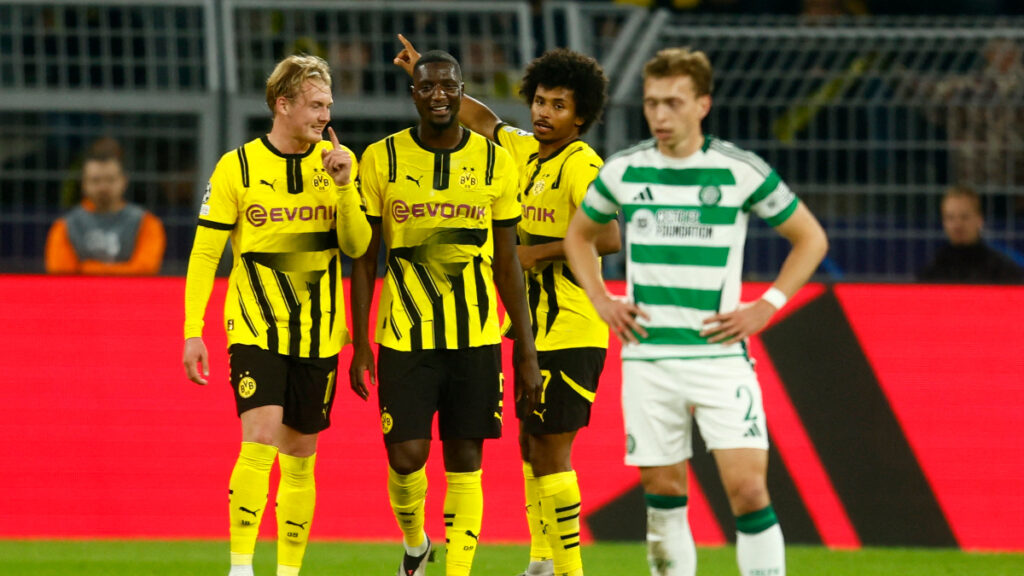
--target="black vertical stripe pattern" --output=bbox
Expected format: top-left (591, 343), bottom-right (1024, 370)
top-left (236, 146), bottom-right (250, 187)
top-left (274, 271), bottom-right (303, 357)
top-left (760, 289), bottom-right (957, 546)
top-left (385, 136), bottom-right (397, 183)
top-left (527, 273), bottom-right (541, 339)
top-left (552, 147), bottom-right (583, 189)
top-left (433, 151), bottom-right (450, 190)
top-left (237, 291), bottom-right (258, 337)
top-left (287, 158), bottom-right (303, 194)
top-left (449, 273), bottom-right (470, 349)
top-left (388, 256), bottom-right (423, 350)
top-left (243, 257), bottom-right (278, 353)
top-left (473, 256), bottom-right (489, 329)
top-left (412, 263), bottom-right (446, 349)
top-left (308, 280), bottom-right (321, 357)
top-left (542, 264), bottom-right (559, 336)
top-left (485, 140), bottom-right (495, 185)
top-left (328, 255), bottom-right (338, 335)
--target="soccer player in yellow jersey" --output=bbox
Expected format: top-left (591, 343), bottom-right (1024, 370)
top-left (394, 37), bottom-right (621, 576)
top-left (182, 54), bottom-right (370, 576)
top-left (349, 50), bottom-right (541, 576)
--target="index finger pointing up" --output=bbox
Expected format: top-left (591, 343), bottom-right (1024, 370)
top-left (328, 126), bottom-right (341, 149)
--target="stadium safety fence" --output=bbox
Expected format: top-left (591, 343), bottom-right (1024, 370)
top-left (1, 1), bottom-right (1022, 279)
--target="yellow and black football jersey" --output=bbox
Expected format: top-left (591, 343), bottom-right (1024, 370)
top-left (361, 127), bottom-right (521, 351)
top-left (184, 136), bottom-right (369, 358)
top-left (494, 123), bottom-right (609, 351)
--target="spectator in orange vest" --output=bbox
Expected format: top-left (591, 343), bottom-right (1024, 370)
top-left (45, 138), bottom-right (165, 275)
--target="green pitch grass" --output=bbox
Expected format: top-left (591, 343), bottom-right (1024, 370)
top-left (1, 540), bottom-right (1021, 575)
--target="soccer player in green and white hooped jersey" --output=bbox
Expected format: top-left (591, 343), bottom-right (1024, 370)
top-left (565, 48), bottom-right (828, 576)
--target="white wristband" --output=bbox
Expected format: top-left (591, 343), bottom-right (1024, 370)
top-left (760, 287), bottom-right (788, 310)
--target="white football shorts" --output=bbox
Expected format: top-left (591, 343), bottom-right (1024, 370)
top-left (622, 356), bottom-right (769, 467)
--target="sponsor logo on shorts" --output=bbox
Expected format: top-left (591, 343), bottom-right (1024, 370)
top-left (381, 409), bottom-right (394, 435)
top-left (238, 373), bottom-right (257, 399)
top-left (626, 433), bottom-right (636, 455)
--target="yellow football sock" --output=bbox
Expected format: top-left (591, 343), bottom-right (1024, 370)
top-left (523, 461), bottom-right (553, 562)
top-left (538, 470), bottom-right (584, 576)
top-left (388, 466), bottom-right (428, 549)
top-left (229, 442), bottom-right (278, 566)
top-left (444, 470), bottom-right (484, 576)
top-left (276, 452), bottom-right (317, 575)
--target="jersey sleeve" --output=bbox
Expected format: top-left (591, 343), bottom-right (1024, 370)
top-left (743, 169), bottom-right (799, 227)
top-left (494, 123), bottom-right (538, 167)
top-left (358, 143), bottom-right (384, 223)
top-left (580, 163), bottom-right (622, 224)
top-left (491, 148), bottom-right (522, 228)
top-left (44, 218), bottom-right (80, 274)
top-left (198, 152), bottom-right (240, 230)
top-left (331, 143), bottom-right (371, 258)
top-left (566, 150), bottom-right (603, 208)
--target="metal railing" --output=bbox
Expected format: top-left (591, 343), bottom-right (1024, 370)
top-left (2, 1), bottom-right (1021, 281)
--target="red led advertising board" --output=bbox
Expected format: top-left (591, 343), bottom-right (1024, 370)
top-left (0, 276), bottom-right (1020, 550)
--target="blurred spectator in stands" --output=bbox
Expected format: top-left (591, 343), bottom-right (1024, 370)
top-left (917, 186), bottom-right (1023, 283)
top-left (45, 138), bottom-right (166, 275)
top-left (331, 38), bottom-right (372, 95)
top-left (923, 39), bottom-right (1024, 194)
top-left (463, 38), bottom-right (516, 98)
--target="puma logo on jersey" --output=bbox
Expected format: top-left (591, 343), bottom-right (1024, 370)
top-left (406, 174), bottom-right (422, 187)
top-left (260, 179), bottom-right (277, 192)
top-left (633, 186), bottom-right (653, 201)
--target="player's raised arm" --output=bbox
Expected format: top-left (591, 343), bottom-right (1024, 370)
top-left (324, 126), bottom-right (370, 258)
top-left (393, 33), bottom-right (502, 141)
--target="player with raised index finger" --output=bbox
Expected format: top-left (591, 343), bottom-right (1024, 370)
top-left (183, 54), bottom-right (370, 576)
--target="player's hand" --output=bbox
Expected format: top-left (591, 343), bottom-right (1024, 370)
top-left (321, 126), bottom-right (352, 186)
top-left (594, 294), bottom-right (649, 344)
top-left (700, 299), bottom-right (776, 345)
top-left (183, 337), bottom-right (209, 385)
top-left (348, 344), bottom-right (377, 401)
top-left (393, 33), bottom-right (420, 78)
top-left (516, 245), bottom-right (539, 271)
top-left (513, 342), bottom-right (542, 414)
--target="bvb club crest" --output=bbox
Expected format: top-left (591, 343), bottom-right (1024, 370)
top-left (238, 373), bottom-right (257, 399)
top-left (312, 168), bottom-right (332, 193)
top-left (381, 410), bottom-right (394, 435)
top-left (459, 167), bottom-right (478, 189)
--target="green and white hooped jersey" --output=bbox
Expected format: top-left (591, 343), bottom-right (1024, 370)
top-left (581, 136), bottom-right (799, 361)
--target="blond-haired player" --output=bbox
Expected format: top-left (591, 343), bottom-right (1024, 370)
top-left (183, 54), bottom-right (370, 576)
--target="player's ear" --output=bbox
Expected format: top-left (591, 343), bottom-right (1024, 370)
top-left (276, 96), bottom-right (290, 116)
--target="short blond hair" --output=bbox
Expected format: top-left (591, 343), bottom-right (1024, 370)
top-left (643, 48), bottom-right (713, 96)
top-left (265, 54), bottom-right (332, 116)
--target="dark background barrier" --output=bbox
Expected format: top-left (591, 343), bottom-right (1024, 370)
top-left (0, 276), bottom-right (1021, 550)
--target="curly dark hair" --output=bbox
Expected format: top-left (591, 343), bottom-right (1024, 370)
top-left (520, 48), bottom-right (608, 135)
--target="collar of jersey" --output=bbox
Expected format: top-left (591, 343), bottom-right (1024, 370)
top-left (409, 126), bottom-right (471, 154)
top-left (260, 135), bottom-right (318, 159)
top-left (535, 138), bottom-right (581, 165)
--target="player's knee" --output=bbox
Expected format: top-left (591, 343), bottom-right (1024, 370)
top-left (727, 478), bottom-right (770, 514)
